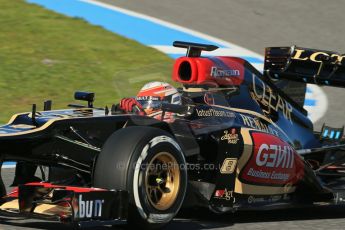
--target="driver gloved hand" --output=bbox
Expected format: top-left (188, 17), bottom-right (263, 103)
top-left (119, 98), bottom-right (145, 115)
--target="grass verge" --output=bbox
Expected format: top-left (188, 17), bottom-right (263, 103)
top-left (0, 0), bottom-right (173, 123)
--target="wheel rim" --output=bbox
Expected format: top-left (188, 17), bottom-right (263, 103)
top-left (145, 152), bottom-right (180, 211)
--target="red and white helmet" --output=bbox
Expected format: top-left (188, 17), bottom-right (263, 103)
top-left (136, 81), bottom-right (181, 120)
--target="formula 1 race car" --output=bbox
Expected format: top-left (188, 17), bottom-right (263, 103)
top-left (1, 41), bottom-right (345, 229)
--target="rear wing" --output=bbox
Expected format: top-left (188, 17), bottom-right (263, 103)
top-left (264, 46), bottom-right (345, 87)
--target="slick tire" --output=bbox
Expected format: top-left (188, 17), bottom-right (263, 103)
top-left (93, 126), bottom-right (187, 229)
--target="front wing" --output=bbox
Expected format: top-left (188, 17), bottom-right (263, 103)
top-left (0, 183), bottom-right (128, 228)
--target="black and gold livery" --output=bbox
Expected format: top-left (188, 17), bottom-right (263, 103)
top-left (1, 41), bottom-right (345, 228)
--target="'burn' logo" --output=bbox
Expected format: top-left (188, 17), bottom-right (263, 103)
top-left (78, 195), bottom-right (104, 218)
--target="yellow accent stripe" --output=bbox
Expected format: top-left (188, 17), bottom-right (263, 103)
top-left (235, 181), bottom-right (296, 195)
top-left (6, 112), bottom-right (28, 125)
top-left (0, 117), bottom-right (65, 137)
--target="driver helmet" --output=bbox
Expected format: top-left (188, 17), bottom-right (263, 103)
top-left (136, 81), bottom-right (182, 121)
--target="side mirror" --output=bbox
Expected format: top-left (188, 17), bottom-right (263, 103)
top-left (74, 91), bottom-right (95, 108)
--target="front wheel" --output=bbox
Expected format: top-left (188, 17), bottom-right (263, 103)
top-left (93, 126), bottom-right (187, 229)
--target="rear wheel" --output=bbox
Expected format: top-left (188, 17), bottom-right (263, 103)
top-left (93, 126), bottom-right (187, 229)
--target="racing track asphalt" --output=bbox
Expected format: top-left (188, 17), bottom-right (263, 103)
top-left (99, 0), bottom-right (345, 131)
top-left (2, 1), bottom-right (345, 229)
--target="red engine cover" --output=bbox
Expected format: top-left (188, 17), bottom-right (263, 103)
top-left (172, 56), bottom-right (245, 86)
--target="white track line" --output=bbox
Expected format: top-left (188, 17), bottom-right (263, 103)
top-left (83, 0), bottom-right (327, 123)
top-left (304, 85), bottom-right (328, 123)
top-left (81, 0), bottom-right (263, 60)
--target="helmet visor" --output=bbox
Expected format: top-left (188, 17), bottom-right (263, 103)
top-left (136, 96), bottom-right (168, 110)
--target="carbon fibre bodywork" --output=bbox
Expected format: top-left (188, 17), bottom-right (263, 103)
top-left (1, 41), bottom-right (345, 226)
